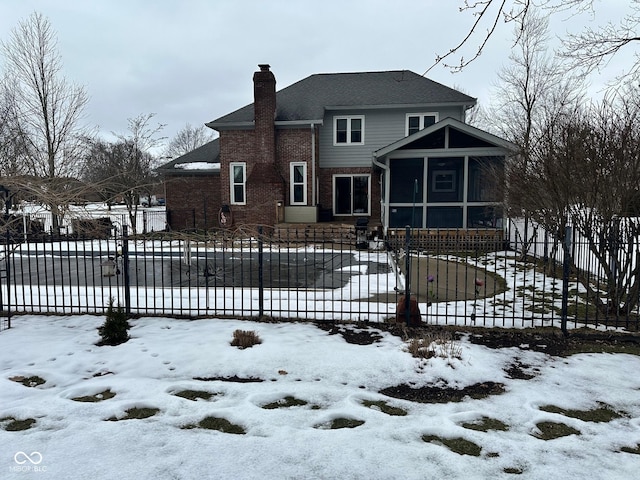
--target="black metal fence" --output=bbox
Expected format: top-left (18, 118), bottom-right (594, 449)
top-left (0, 214), bottom-right (638, 331)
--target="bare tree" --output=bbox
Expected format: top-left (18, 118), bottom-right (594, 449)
top-left (164, 123), bottom-right (216, 159)
top-left (0, 76), bottom-right (26, 177)
top-left (507, 84), bottom-right (640, 318)
top-left (1, 12), bottom-right (89, 227)
top-left (86, 113), bottom-right (165, 232)
top-left (485, 11), bottom-right (585, 257)
top-left (81, 138), bottom-right (122, 207)
top-left (82, 137), bottom-right (156, 232)
top-left (562, 3), bottom-right (640, 77)
top-left (484, 9), bottom-right (640, 318)
top-left (117, 113), bottom-right (166, 161)
top-left (431, 1), bottom-right (639, 79)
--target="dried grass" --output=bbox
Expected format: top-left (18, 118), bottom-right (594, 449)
top-left (230, 329), bottom-right (262, 349)
top-left (405, 331), bottom-right (462, 360)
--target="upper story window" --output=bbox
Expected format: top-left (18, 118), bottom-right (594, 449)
top-left (334, 116), bottom-right (364, 145)
top-left (406, 113), bottom-right (438, 136)
top-left (230, 162), bottom-right (246, 205)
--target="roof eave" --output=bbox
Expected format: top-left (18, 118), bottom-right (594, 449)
top-left (206, 121), bottom-right (254, 131)
top-left (207, 120), bottom-right (325, 130)
top-left (160, 169), bottom-right (221, 177)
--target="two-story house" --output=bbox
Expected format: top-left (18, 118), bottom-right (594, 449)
top-left (161, 65), bottom-right (512, 233)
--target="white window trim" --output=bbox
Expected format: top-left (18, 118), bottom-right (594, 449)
top-left (333, 115), bottom-right (365, 146)
top-left (405, 112), bottom-right (439, 136)
top-left (332, 174), bottom-right (371, 216)
top-left (290, 162), bottom-right (307, 205)
top-left (229, 162), bottom-right (246, 205)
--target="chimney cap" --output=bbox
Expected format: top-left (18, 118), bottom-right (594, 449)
top-left (258, 64), bottom-right (271, 71)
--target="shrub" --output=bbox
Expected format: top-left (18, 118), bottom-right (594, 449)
top-left (98, 297), bottom-right (130, 346)
top-left (230, 329), bottom-right (262, 349)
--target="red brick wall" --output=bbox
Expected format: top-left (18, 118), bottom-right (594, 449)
top-left (219, 130), bottom-right (255, 210)
top-left (165, 174), bottom-right (221, 230)
top-left (219, 128), bottom-right (316, 226)
top-left (276, 128), bottom-right (314, 205)
top-left (167, 129), bottom-right (380, 229)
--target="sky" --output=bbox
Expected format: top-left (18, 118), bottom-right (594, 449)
top-left (0, 0), bottom-right (635, 151)
top-left (1, 315), bottom-right (640, 479)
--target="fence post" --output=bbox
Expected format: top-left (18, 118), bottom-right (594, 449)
top-left (122, 225), bottom-right (131, 316)
top-left (405, 225), bottom-right (411, 326)
top-left (258, 226), bottom-right (264, 318)
top-left (2, 194), bottom-right (13, 329)
top-left (3, 221), bottom-right (10, 329)
top-left (561, 225), bottom-right (573, 336)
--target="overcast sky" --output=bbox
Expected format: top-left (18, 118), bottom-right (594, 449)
top-left (0, 0), bottom-right (634, 151)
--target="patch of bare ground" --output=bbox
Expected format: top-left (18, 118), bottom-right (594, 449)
top-left (379, 323), bottom-right (640, 357)
top-left (504, 359), bottom-right (539, 380)
top-left (193, 375), bottom-right (264, 383)
top-left (465, 327), bottom-right (640, 356)
top-left (315, 322), bottom-right (383, 345)
top-left (380, 381), bottom-right (505, 404)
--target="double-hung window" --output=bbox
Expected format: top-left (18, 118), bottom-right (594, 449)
top-left (290, 162), bottom-right (307, 205)
top-left (230, 162), bottom-right (246, 205)
top-left (432, 170), bottom-right (456, 192)
top-left (334, 116), bottom-right (364, 145)
top-left (406, 113), bottom-right (438, 136)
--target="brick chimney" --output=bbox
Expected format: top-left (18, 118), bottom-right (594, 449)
top-left (253, 64), bottom-right (276, 164)
top-left (247, 64), bottom-right (284, 226)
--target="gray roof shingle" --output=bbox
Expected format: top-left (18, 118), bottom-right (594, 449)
top-left (157, 138), bottom-right (220, 175)
top-left (207, 70), bottom-right (476, 127)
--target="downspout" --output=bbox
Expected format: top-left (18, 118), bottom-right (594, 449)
top-left (372, 152), bottom-right (389, 233)
top-left (373, 152), bottom-right (401, 291)
top-left (311, 123), bottom-right (316, 207)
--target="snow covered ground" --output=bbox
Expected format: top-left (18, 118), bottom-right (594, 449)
top-left (1, 315), bottom-right (640, 479)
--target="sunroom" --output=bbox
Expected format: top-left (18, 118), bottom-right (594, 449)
top-left (373, 117), bottom-right (514, 233)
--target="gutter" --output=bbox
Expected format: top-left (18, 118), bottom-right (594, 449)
top-left (372, 152), bottom-right (388, 172)
top-left (206, 119), bottom-right (324, 130)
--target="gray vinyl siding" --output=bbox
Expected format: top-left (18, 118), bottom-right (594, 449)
top-left (319, 106), bottom-right (466, 168)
